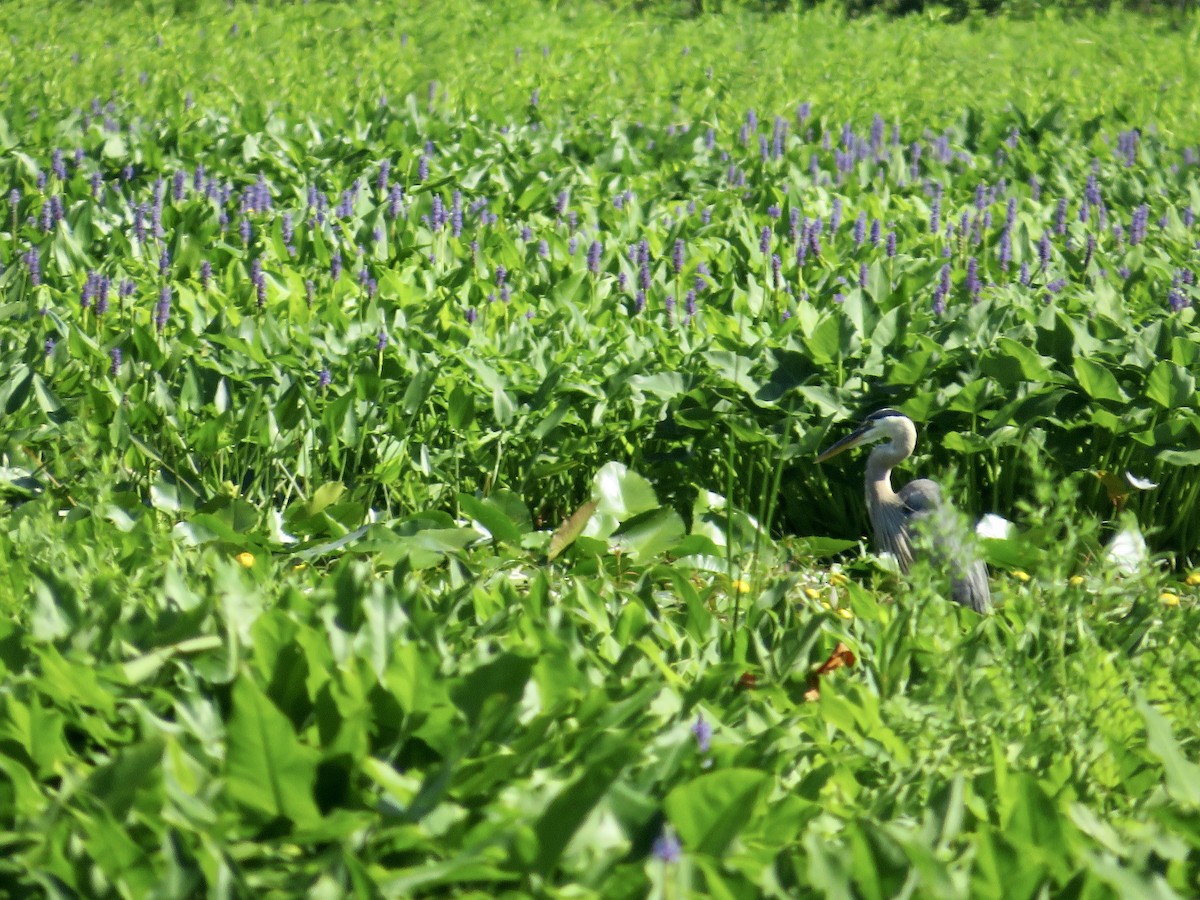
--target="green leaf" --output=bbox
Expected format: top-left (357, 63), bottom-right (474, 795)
top-left (664, 769), bottom-right (770, 856)
top-left (1072, 357), bottom-right (1127, 402)
top-left (1139, 699), bottom-right (1200, 807)
top-left (450, 653), bottom-right (534, 729)
top-left (530, 741), bottom-right (634, 874)
top-left (609, 507), bottom-right (685, 562)
top-left (1145, 361), bottom-right (1195, 409)
top-left (592, 461), bottom-right (658, 521)
top-left (447, 383), bottom-right (475, 430)
top-left (457, 493), bottom-right (524, 543)
top-left (225, 677), bottom-right (321, 826)
top-left (307, 481), bottom-right (346, 517)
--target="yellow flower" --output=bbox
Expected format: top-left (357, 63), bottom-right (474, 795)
top-left (235, 551), bottom-right (255, 568)
top-left (836, 607), bottom-right (854, 620)
top-left (732, 578), bottom-right (751, 594)
top-left (1011, 570), bottom-right (1030, 582)
top-left (1160, 591), bottom-right (1181, 607)
top-left (830, 572), bottom-right (849, 586)
top-left (1069, 575), bottom-right (1085, 587)
top-left (1186, 573), bottom-right (1200, 587)
top-left (804, 587), bottom-right (821, 600)
top-left (820, 600), bottom-right (832, 610)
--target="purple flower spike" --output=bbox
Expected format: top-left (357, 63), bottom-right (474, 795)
top-left (652, 828), bottom-right (681, 863)
top-left (319, 367), bottom-right (331, 389)
top-left (109, 347), bottom-right (121, 377)
top-left (587, 240), bottom-right (603, 275)
top-left (672, 239), bottom-right (685, 275)
top-left (25, 247), bottom-right (41, 286)
top-left (691, 714), bottom-right (712, 753)
top-left (155, 285), bottom-right (171, 332)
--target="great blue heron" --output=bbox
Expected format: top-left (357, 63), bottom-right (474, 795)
top-left (817, 409), bottom-right (992, 613)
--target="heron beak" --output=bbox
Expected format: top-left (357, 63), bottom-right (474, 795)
top-left (815, 423), bottom-right (873, 463)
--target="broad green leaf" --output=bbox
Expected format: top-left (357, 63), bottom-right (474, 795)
top-left (664, 769), bottom-right (770, 857)
top-left (1139, 699), bottom-right (1200, 807)
top-left (1145, 361), bottom-right (1195, 409)
top-left (225, 677), bottom-right (321, 826)
top-left (1072, 357), bottom-right (1127, 402)
top-left (458, 493), bottom-right (524, 543)
top-left (593, 461), bottom-right (658, 521)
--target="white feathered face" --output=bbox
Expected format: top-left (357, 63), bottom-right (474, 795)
top-left (816, 409), bottom-right (910, 462)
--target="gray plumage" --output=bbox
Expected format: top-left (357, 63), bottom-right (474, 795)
top-left (818, 409), bottom-right (992, 613)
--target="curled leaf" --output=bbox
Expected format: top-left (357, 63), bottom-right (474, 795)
top-left (804, 642), bottom-right (856, 701)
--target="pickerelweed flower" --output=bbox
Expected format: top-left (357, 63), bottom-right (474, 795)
top-left (451, 191), bottom-right (463, 237)
top-left (998, 229), bottom-right (1012, 271)
top-left (1130, 204), bottom-right (1149, 245)
top-left (966, 257), bottom-right (980, 301)
top-left (319, 367), bottom-right (332, 388)
top-left (465, 307), bottom-right (478, 324)
top-left (635, 289), bottom-right (646, 313)
top-left (417, 155), bottom-right (429, 181)
top-left (568, 237), bottom-right (578, 255)
top-left (859, 262), bottom-right (869, 289)
top-left (587, 240), bottom-right (603, 275)
top-left (691, 714), bottom-right (712, 752)
top-left (934, 263), bottom-right (950, 314)
top-left (1038, 232), bottom-right (1052, 270)
top-left (24, 247), bottom-right (40, 286)
top-left (44, 338), bottom-right (55, 356)
top-left (1019, 261), bottom-right (1031, 286)
top-left (239, 217), bottom-right (252, 245)
top-left (538, 239), bottom-right (549, 259)
top-left (653, 828), bottom-right (681, 863)
top-left (759, 226), bottom-right (771, 255)
top-left (870, 218), bottom-right (881, 246)
top-left (886, 230), bottom-right (897, 258)
top-left (95, 275), bottom-right (110, 315)
top-left (331, 252), bottom-right (342, 281)
top-left (155, 285), bottom-right (171, 332)
top-left (109, 347), bottom-right (121, 377)
top-left (672, 239), bottom-right (685, 274)
top-left (853, 212), bottom-right (866, 248)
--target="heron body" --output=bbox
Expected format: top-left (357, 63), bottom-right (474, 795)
top-left (818, 409), bottom-right (992, 613)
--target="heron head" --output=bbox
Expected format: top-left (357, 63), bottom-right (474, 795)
top-left (816, 408), bottom-right (913, 462)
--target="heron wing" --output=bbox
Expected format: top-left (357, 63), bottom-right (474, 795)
top-left (896, 479), bottom-right (993, 613)
top-left (870, 497), bottom-right (917, 571)
top-left (950, 559), bottom-right (992, 613)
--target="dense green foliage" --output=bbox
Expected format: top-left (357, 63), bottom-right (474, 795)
top-left (2, 0), bottom-right (1200, 896)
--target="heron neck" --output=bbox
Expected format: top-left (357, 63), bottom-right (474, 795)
top-left (865, 440), bottom-right (913, 499)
